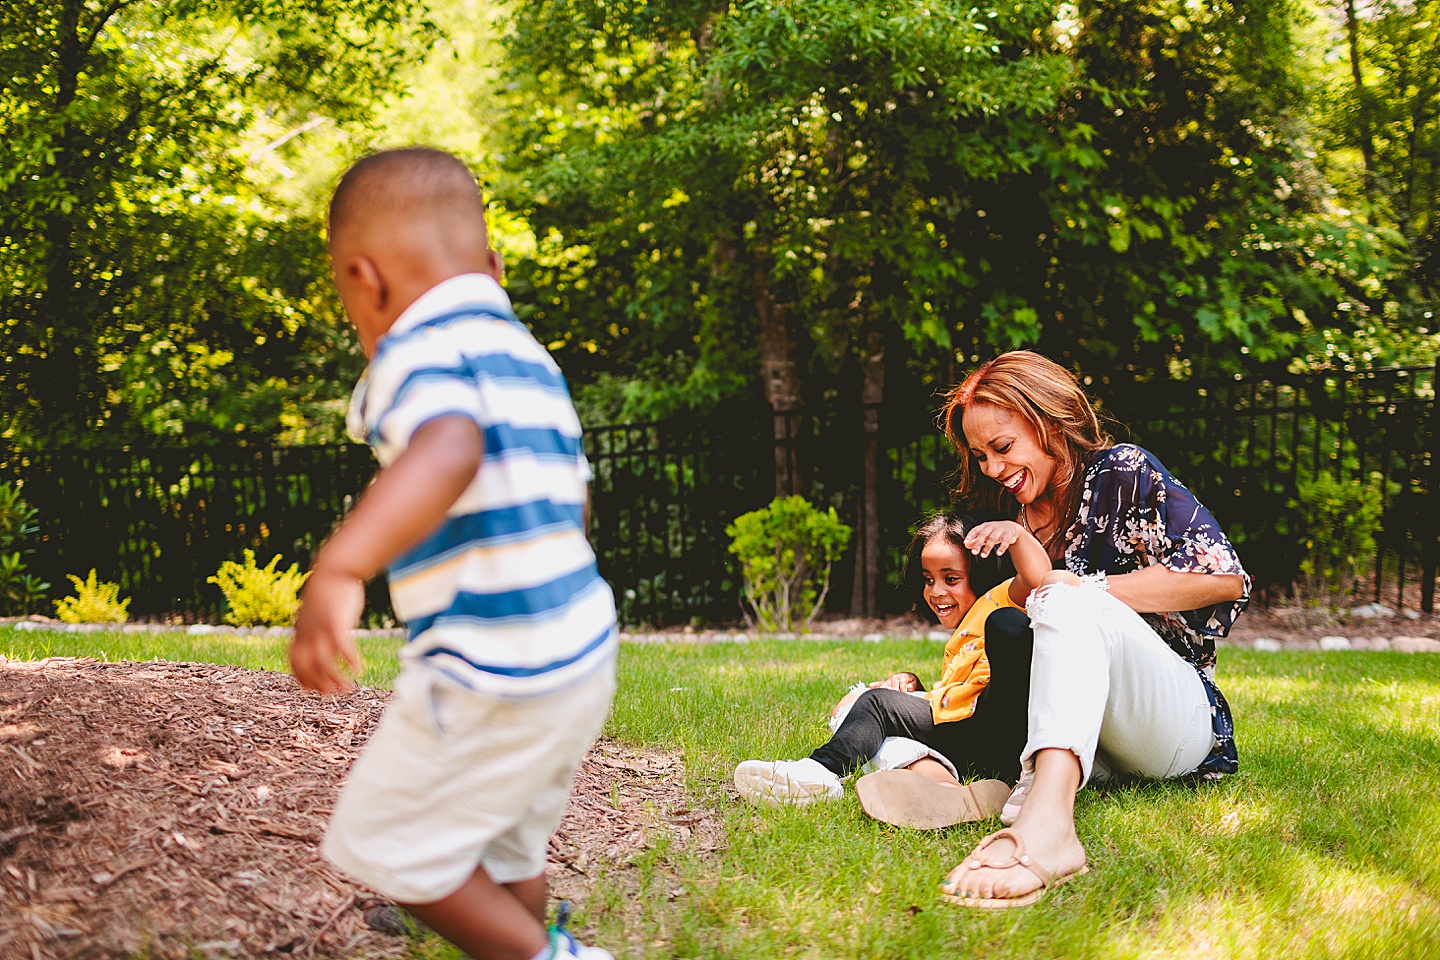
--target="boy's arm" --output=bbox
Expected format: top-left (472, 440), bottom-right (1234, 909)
top-left (962, 521), bottom-right (1052, 606)
top-left (290, 416), bottom-right (483, 693)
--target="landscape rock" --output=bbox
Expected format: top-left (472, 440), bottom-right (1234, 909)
top-left (1350, 603), bottom-right (1396, 619)
top-left (862, 633), bottom-right (886, 643)
top-left (1391, 636), bottom-right (1440, 653)
top-left (1318, 636), bottom-right (1352, 651)
top-left (926, 630), bottom-right (949, 641)
top-left (1252, 638), bottom-right (1283, 652)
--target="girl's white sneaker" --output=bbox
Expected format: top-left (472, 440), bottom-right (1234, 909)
top-left (734, 758), bottom-right (843, 806)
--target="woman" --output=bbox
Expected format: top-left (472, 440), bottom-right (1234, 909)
top-left (937, 351), bottom-right (1249, 909)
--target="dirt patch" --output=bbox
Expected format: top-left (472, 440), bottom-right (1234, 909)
top-left (0, 657), bottom-right (719, 959)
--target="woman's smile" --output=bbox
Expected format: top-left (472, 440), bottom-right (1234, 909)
top-left (961, 402), bottom-right (1057, 506)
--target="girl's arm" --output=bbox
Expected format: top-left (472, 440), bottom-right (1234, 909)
top-left (963, 521), bottom-right (1051, 606)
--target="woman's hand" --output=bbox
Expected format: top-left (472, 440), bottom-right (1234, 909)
top-left (964, 520), bottom-right (1025, 558)
top-left (869, 671), bottom-right (923, 693)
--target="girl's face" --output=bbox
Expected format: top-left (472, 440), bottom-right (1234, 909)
top-left (920, 538), bottom-right (977, 630)
top-left (960, 401), bottom-right (1060, 507)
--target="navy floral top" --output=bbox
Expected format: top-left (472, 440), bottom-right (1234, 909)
top-left (1061, 444), bottom-right (1250, 778)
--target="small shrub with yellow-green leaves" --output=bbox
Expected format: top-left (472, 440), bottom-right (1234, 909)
top-left (1290, 472), bottom-right (1385, 607)
top-left (54, 569), bottom-right (130, 624)
top-left (208, 550), bottom-right (308, 627)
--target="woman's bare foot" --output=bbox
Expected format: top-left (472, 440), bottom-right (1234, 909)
top-left (940, 804), bottom-right (1087, 902)
top-left (940, 748), bottom-right (1088, 903)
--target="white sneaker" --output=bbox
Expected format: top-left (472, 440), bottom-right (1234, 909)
top-left (734, 758), bottom-right (843, 806)
top-left (1000, 755), bottom-right (1115, 825)
top-left (555, 939), bottom-right (613, 960)
top-left (549, 905), bottom-right (613, 959)
top-left (1000, 767), bottom-right (1032, 825)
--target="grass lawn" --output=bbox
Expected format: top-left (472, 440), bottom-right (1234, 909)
top-left (4, 629), bottom-right (1438, 959)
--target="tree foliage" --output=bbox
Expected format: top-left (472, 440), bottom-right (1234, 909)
top-left (1318, 0), bottom-right (1440, 311)
top-left (497, 0), bottom-right (1402, 423)
top-left (0, 0), bottom-right (437, 445)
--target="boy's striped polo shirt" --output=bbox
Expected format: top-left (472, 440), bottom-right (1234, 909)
top-left (346, 273), bottom-right (617, 697)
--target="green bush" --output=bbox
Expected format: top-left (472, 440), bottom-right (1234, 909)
top-left (1289, 472), bottom-right (1385, 606)
top-left (208, 550), bottom-right (308, 626)
top-left (54, 569), bottom-right (131, 623)
top-left (0, 482), bottom-right (48, 615)
top-left (726, 495), bottom-right (852, 633)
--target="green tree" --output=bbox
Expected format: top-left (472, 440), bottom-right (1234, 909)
top-left (0, 0), bottom-right (436, 445)
top-left (1322, 0), bottom-right (1440, 305)
top-left (498, 0), bottom-right (1387, 610)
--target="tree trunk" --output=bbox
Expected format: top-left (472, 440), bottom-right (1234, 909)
top-left (754, 259), bottom-right (803, 498)
top-left (849, 325), bottom-right (886, 617)
top-left (36, 0), bottom-right (94, 441)
top-left (1345, 0), bottom-right (1377, 194)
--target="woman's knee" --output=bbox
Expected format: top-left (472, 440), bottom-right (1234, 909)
top-left (850, 686), bottom-right (895, 717)
top-left (1026, 582), bottom-right (1110, 633)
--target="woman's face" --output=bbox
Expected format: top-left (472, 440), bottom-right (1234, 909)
top-left (920, 538), bottom-right (977, 630)
top-left (961, 401), bottom-right (1059, 507)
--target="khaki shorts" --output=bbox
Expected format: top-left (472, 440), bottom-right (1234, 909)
top-left (321, 659), bottom-right (616, 903)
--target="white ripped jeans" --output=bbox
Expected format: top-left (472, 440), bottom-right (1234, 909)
top-left (1022, 583), bottom-right (1215, 786)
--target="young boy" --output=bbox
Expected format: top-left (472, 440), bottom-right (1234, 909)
top-left (290, 147), bottom-right (617, 960)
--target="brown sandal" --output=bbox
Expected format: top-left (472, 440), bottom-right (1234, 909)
top-left (856, 770), bottom-right (1010, 830)
top-left (938, 828), bottom-right (1089, 909)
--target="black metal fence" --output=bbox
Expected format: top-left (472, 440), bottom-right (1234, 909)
top-left (1114, 364), bottom-right (1440, 611)
top-left (2, 362), bottom-right (1436, 623)
top-left (0, 445), bottom-right (380, 618)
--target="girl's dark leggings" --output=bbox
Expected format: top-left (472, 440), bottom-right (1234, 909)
top-left (808, 607), bottom-right (1033, 784)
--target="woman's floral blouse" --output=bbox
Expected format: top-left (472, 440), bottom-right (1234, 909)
top-left (1062, 444), bottom-right (1251, 777)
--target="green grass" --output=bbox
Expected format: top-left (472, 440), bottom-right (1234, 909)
top-left (0, 626), bottom-right (404, 688)
top-left (3, 628), bottom-right (1438, 959)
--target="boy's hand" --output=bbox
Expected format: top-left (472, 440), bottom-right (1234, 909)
top-left (290, 569), bottom-right (366, 693)
top-left (964, 520), bottom-right (1026, 558)
top-left (288, 415), bottom-right (481, 694)
top-left (869, 671), bottom-right (922, 693)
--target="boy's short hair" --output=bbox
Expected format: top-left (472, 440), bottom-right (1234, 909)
top-left (904, 509), bottom-right (1012, 602)
top-left (328, 147), bottom-right (487, 249)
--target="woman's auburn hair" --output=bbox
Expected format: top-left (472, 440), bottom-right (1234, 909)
top-left (940, 350), bottom-right (1114, 527)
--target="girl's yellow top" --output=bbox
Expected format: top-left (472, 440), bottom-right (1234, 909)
top-left (925, 578), bottom-right (1021, 724)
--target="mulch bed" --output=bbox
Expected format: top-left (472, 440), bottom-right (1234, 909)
top-left (0, 657), bottom-right (720, 959)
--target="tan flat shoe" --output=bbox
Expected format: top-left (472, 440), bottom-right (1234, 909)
top-left (855, 769), bottom-right (1011, 829)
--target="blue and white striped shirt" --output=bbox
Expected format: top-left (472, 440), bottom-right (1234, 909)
top-left (347, 274), bottom-right (617, 697)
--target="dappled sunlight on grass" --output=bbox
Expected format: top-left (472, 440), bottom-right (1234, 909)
top-left (3, 630), bottom-right (1435, 958)
top-left (0, 626), bottom-right (404, 689)
top-left (609, 643), bottom-right (1440, 958)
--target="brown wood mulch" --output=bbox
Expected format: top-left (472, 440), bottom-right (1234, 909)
top-left (0, 657), bottom-right (719, 960)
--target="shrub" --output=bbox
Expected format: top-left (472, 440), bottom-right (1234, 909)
top-left (54, 570), bottom-right (131, 623)
top-left (1289, 472), bottom-right (1385, 606)
top-left (0, 482), bottom-right (48, 615)
top-left (726, 495), bottom-right (852, 632)
top-left (208, 550), bottom-right (308, 626)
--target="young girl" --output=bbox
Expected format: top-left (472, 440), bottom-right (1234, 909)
top-left (733, 511), bottom-right (1051, 823)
